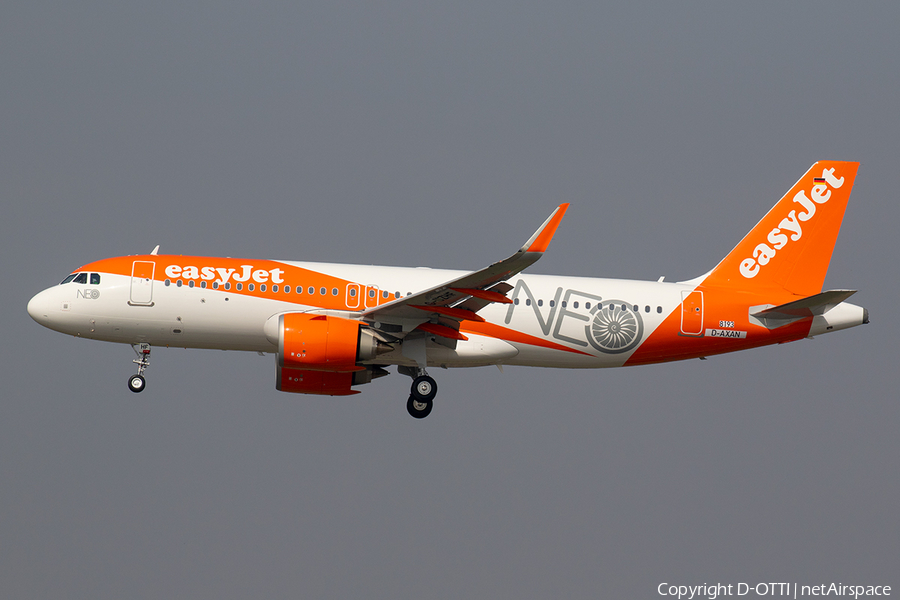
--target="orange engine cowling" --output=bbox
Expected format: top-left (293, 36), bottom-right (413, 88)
top-left (276, 366), bottom-right (390, 396)
top-left (277, 367), bottom-right (358, 396)
top-left (276, 313), bottom-right (387, 372)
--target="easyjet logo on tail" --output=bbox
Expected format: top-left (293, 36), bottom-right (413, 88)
top-left (739, 168), bottom-right (845, 279)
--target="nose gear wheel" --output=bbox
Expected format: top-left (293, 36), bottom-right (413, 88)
top-left (128, 374), bottom-right (145, 392)
top-left (128, 343), bottom-right (151, 393)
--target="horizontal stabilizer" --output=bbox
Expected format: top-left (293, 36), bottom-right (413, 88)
top-left (751, 289), bottom-right (857, 321)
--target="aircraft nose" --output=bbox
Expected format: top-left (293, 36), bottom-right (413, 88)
top-left (27, 289), bottom-right (53, 325)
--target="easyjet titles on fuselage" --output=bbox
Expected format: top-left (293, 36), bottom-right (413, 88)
top-left (164, 264), bottom-right (286, 286)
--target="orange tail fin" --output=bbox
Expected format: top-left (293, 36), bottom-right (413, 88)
top-left (701, 161), bottom-right (859, 296)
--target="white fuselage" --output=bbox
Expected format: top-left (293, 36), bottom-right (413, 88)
top-left (27, 260), bottom-right (693, 369)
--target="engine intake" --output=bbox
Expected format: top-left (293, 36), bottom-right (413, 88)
top-left (276, 313), bottom-right (390, 372)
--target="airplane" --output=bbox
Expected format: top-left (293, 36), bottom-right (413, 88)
top-left (27, 161), bottom-right (867, 418)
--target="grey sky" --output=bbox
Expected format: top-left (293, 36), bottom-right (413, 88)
top-left (2, 2), bottom-right (897, 598)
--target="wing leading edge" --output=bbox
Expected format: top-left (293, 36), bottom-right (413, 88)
top-left (361, 204), bottom-right (569, 338)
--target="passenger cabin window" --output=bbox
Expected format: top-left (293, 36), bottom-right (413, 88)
top-left (73, 273), bottom-right (88, 284)
top-left (90, 273), bottom-right (101, 285)
top-left (60, 274), bottom-right (77, 285)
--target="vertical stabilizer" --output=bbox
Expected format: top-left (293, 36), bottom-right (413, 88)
top-left (702, 161), bottom-right (859, 296)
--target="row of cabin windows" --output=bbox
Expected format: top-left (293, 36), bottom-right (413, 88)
top-left (59, 274), bottom-right (663, 314)
top-left (163, 279), bottom-right (403, 299)
top-left (513, 298), bottom-right (663, 313)
top-left (59, 273), bottom-right (663, 314)
top-left (60, 273), bottom-right (101, 285)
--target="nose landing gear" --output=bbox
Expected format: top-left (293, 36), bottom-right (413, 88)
top-left (128, 343), bottom-right (151, 393)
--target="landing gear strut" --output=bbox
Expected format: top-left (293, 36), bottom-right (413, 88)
top-left (128, 343), bottom-right (151, 393)
top-left (402, 366), bottom-right (437, 418)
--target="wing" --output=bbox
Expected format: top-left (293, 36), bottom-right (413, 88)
top-left (361, 204), bottom-right (569, 341)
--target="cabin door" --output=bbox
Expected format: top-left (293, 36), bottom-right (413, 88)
top-left (680, 290), bottom-right (703, 336)
top-left (130, 261), bottom-right (155, 305)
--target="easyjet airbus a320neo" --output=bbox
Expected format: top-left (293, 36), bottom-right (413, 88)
top-left (28, 162), bottom-right (867, 418)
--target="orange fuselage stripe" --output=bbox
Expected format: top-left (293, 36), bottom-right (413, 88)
top-left (460, 321), bottom-right (592, 356)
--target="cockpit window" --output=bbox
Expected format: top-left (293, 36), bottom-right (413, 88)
top-left (60, 274), bottom-right (77, 285)
top-left (73, 273), bottom-right (88, 284)
top-left (90, 273), bottom-right (101, 285)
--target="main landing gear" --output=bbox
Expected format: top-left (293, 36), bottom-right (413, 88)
top-left (128, 343), bottom-right (151, 393)
top-left (402, 367), bottom-right (437, 419)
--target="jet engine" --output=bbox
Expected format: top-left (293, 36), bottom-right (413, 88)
top-left (273, 313), bottom-right (391, 372)
top-left (276, 365), bottom-right (389, 396)
top-left (268, 313), bottom-right (392, 395)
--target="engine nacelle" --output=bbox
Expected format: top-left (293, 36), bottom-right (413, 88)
top-left (276, 365), bottom-right (391, 396)
top-left (277, 367), bottom-right (358, 396)
top-left (274, 313), bottom-right (387, 372)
